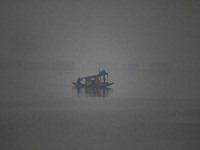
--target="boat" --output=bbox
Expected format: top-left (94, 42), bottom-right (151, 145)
top-left (72, 70), bottom-right (114, 88)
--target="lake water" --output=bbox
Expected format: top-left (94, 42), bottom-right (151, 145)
top-left (0, 69), bottom-right (200, 150)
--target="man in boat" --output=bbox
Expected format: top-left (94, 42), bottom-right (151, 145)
top-left (77, 78), bottom-right (81, 85)
top-left (95, 76), bottom-right (101, 85)
top-left (103, 75), bottom-right (106, 83)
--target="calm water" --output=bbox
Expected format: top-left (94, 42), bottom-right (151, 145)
top-left (0, 69), bottom-right (200, 150)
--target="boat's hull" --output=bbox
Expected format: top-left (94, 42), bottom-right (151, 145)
top-left (72, 82), bottom-right (114, 88)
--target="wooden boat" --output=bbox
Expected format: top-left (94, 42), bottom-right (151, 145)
top-left (72, 82), bottom-right (113, 88)
top-left (72, 70), bottom-right (114, 88)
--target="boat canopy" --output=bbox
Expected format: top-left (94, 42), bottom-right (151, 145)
top-left (79, 70), bottom-right (108, 80)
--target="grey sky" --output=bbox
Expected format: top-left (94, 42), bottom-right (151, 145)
top-left (1, 0), bottom-right (200, 69)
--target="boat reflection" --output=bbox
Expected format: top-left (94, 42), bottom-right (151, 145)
top-left (75, 87), bottom-right (112, 97)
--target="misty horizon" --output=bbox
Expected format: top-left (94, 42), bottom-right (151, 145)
top-left (1, 57), bottom-right (199, 72)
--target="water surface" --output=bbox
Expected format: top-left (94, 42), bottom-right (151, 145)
top-left (0, 69), bottom-right (200, 150)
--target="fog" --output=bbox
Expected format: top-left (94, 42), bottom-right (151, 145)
top-left (1, 0), bottom-right (200, 150)
top-left (1, 0), bottom-right (200, 98)
top-left (1, 0), bottom-right (200, 66)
